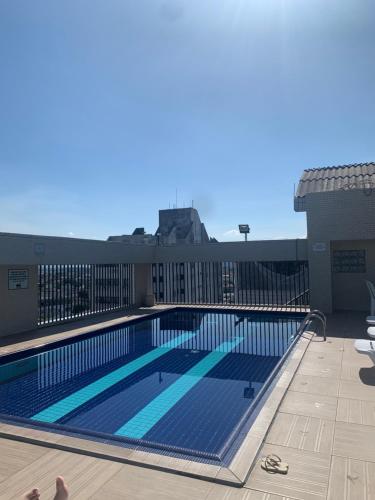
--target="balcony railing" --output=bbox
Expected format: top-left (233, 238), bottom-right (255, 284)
top-left (152, 260), bottom-right (309, 309)
top-left (37, 259), bottom-right (309, 327)
top-left (38, 264), bottom-right (135, 325)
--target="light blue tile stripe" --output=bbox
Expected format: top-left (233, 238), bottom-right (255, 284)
top-left (115, 337), bottom-right (243, 439)
top-left (31, 333), bottom-right (196, 423)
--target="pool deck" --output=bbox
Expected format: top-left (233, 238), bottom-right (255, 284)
top-left (0, 307), bottom-right (373, 499)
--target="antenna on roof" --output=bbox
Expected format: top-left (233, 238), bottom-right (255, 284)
top-left (175, 188), bottom-right (178, 209)
top-left (192, 199), bottom-right (194, 208)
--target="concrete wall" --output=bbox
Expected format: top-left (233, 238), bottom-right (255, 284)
top-left (0, 233), bottom-right (308, 266)
top-left (0, 265), bottom-right (38, 337)
top-left (0, 232), bottom-right (154, 266)
top-left (0, 233), bottom-right (308, 336)
top-left (154, 239), bottom-right (308, 263)
top-left (304, 189), bottom-right (375, 313)
top-left (307, 241), bottom-right (333, 313)
top-left (134, 264), bottom-right (154, 307)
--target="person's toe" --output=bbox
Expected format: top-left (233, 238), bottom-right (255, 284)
top-left (54, 476), bottom-right (69, 500)
top-left (24, 488), bottom-right (40, 500)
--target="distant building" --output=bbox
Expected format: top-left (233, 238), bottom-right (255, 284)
top-left (107, 207), bottom-right (213, 245)
top-left (108, 208), bottom-right (219, 303)
top-left (156, 208), bottom-right (210, 245)
top-left (107, 227), bottom-right (156, 245)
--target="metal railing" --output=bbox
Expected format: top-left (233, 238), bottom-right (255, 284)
top-left (300, 309), bottom-right (326, 341)
top-left (38, 264), bottom-right (135, 326)
top-left (152, 260), bottom-right (309, 308)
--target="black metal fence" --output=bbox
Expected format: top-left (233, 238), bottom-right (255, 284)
top-left (152, 261), bottom-right (309, 308)
top-left (38, 264), bottom-right (135, 325)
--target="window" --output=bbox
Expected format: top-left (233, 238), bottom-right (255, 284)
top-left (332, 250), bottom-right (366, 273)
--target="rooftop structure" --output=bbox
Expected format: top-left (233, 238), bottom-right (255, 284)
top-left (295, 162), bottom-right (375, 211)
top-left (293, 161), bottom-right (375, 313)
top-left (107, 227), bottom-right (156, 245)
top-left (108, 207), bottom-right (213, 245)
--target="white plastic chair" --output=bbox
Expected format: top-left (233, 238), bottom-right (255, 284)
top-left (355, 339), bottom-right (375, 364)
top-left (365, 280), bottom-right (375, 316)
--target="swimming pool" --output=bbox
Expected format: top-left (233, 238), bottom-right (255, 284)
top-left (0, 309), bottom-right (304, 463)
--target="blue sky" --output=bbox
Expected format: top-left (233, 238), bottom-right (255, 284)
top-left (0, 0), bottom-right (374, 241)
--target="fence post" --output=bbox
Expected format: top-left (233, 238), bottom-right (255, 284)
top-left (134, 264), bottom-right (155, 307)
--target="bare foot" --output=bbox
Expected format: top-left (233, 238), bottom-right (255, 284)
top-left (24, 488), bottom-right (40, 500)
top-left (53, 476), bottom-right (69, 500)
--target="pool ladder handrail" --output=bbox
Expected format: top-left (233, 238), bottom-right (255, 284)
top-left (301, 309), bottom-right (327, 341)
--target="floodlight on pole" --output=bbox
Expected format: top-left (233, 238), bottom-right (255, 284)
top-left (238, 224), bottom-right (250, 242)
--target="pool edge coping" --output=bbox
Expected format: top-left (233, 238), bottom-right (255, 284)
top-left (0, 306), bottom-right (312, 487)
top-left (226, 329), bottom-right (315, 484)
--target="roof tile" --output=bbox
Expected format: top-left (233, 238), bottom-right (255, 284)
top-left (295, 162), bottom-right (375, 197)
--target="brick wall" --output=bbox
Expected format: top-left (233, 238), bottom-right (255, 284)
top-left (306, 189), bottom-right (375, 241)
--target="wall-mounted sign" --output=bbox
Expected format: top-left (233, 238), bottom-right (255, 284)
top-left (33, 243), bottom-right (45, 256)
top-left (8, 269), bottom-right (29, 290)
top-left (312, 242), bottom-right (327, 252)
top-left (332, 250), bottom-right (366, 273)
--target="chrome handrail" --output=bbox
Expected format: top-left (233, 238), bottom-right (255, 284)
top-left (300, 309), bottom-right (326, 341)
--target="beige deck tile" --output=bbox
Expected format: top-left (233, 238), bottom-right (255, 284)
top-left (0, 447), bottom-right (100, 499)
top-left (0, 423), bottom-right (66, 445)
top-left (340, 363), bottom-right (374, 382)
top-left (250, 407), bottom-right (280, 439)
top-left (333, 421), bottom-right (375, 462)
top-left (0, 438), bottom-right (47, 484)
top-left (328, 455), bottom-right (375, 500)
top-left (182, 459), bottom-right (221, 479)
top-left (90, 461), bottom-right (213, 500)
top-left (266, 412), bottom-right (334, 454)
top-left (245, 443), bottom-right (330, 500)
top-left (307, 337), bottom-right (344, 353)
top-left (300, 350), bottom-right (343, 366)
top-left (279, 391), bottom-right (338, 420)
top-left (342, 350), bottom-right (373, 367)
top-left (206, 485), bottom-right (288, 499)
top-left (336, 398), bottom-right (375, 426)
top-left (339, 379), bottom-right (375, 402)
top-left (228, 434), bottom-right (263, 482)
top-left (57, 435), bottom-right (134, 461)
top-left (289, 374), bottom-right (339, 397)
top-left (297, 357), bottom-right (341, 379)
top-left (45, 459), bottom-right (122, 500)
top-left (215, 467), bottom-right (243, 485)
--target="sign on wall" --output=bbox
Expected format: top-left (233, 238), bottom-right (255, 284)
top-left (312, 242), bottom-right (327, 252)
top-left (8, 269), bottom-right (29, 290)
top-left (332, 250), bottom-right (366, 273)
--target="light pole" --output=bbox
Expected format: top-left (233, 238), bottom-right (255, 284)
top-left (238, 224), bottom-right (250, 242)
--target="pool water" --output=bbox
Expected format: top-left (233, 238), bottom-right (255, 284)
top-left (0, 310), bottom-right (303, 462)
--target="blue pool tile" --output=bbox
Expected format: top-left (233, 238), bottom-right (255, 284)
top-left (114, 337), bottom-right (244, 439)
top-left (0, 310), bottom-right (303, 458)
top-left (31, 332), bottom-right (196, 423)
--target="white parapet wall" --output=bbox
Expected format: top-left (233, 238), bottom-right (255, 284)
top-left (0, 265), bottom-right (39, 337)
top-left (0, 232), bottom-right (309, 337)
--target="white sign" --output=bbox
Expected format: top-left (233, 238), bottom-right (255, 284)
top-left (8, 269), bottom-right (29, 290)
top-left (312, 242), bottom-right (327, 252)
top-left (34, 243), bottom-right (45, 256)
